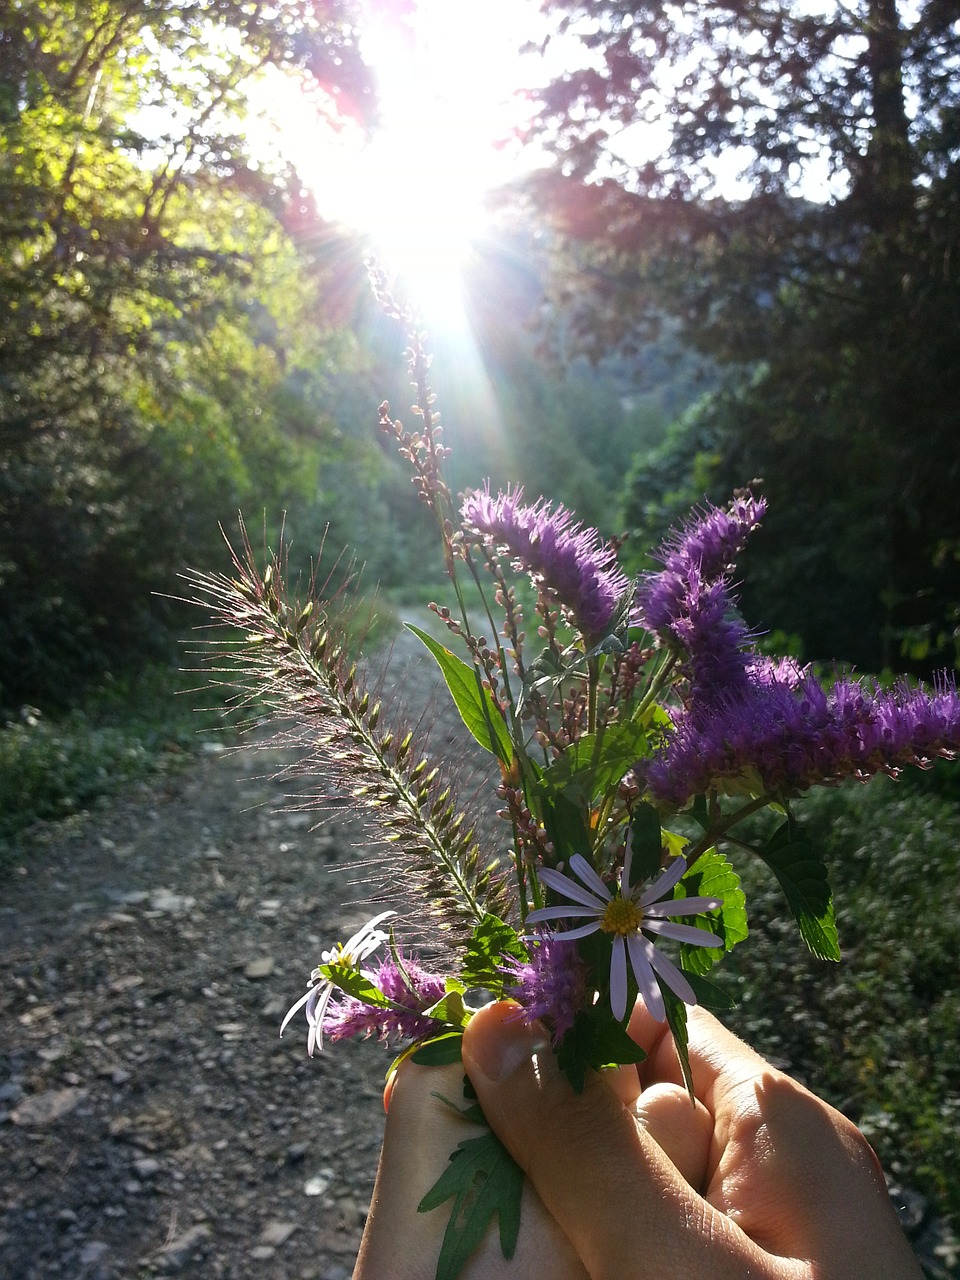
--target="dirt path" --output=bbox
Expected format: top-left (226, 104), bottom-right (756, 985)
top-left (0, 631), bottom-right (486, 1280)
top-left (2, 631), bottom-right (953, 1279)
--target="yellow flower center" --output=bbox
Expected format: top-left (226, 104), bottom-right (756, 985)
top-left (600, 896), bottom-right (643, 936)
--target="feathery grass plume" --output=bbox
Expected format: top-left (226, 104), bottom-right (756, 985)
top-left (181, 520), bottom-right (511, 944)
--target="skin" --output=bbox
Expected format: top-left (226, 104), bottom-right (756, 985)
top-left (354, 1001), bottom-right (924, 1280)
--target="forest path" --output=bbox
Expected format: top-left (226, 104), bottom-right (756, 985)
top-left (0, 627), bottom-right (488, 1280)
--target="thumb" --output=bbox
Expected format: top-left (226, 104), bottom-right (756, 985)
top-left (461, 1003), bottom-right (769, 1280)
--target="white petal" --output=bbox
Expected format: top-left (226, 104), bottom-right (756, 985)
top-left (279, 990), bottom-right (310, 1037)
top-left (645, 895), bottom-right (722, 919)
top-left (539, 864), bottom-right (606, 909)
top-left (647, 943), bottom-right (697, 1008)
top-left (626, 934), bottom-right (664, 1022)
top-left (640, 856), bottom-right (687, 906)
top-left (569, 854), bottom-right (613, 902)
top-left (609, 936), bottom-right (628, 1021)
top-left (527, 904), bottom-right (604, 924)
top-left (620, 833), bottom-right (634, 895)
top-left (644, 920), bottom-right (723, 948)
top-left (547, 921), bottom-right (603, 942)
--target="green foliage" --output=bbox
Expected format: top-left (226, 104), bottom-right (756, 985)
top-left (406, 625), bottom-right (514, 765)
top-left (0, 0), bottom-right (374, 711)
top-left (523, 0), bottom-right (960, 675)
top-left (418, 1108), bottom-right (524, 1280)
top-left (0, 662), bottom-right (227, 850)
top-left (723, 776), bottom-right (960, 1219)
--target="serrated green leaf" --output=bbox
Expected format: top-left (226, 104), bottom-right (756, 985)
top-left (317, 963), bottom-right (393, 1008)
top-left (418, 1128), bottom-right (524, 1280)
top-left (406, 624), bottom-right (514, 766)
top-left (758, 821), bottom-right (840, 962)
top-left (410, 1032), bottom-right (465, 1066)
top-left (676, 847), bottom-right (748, 976)
top-left (460, 915), bottom-right (527, 992)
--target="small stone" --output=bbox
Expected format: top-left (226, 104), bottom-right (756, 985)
top-left (133, 1156), bottom-right (161, 1180)
top-left (11, 1088), bottom-right (86, 1127)
top-left (149, 889), bottom-right (196, 915)
top-left (250, 1245), bottom-right (276, 1261)
top-left (79, 1241), bottom-right (110, 1265)
top-left (303, 1168), bottom-right (334, 1197)
top-left (260, 1221), bottom-right (297, 1247)
top-left (243, 956), bottom-right (275, 980)
top-left (161, 1223), bottom-right (212, 1270)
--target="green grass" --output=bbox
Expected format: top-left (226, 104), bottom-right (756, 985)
top-left (0, 663), bottom-right (229, 851)
top-left (719, 772), bottom-right (960, 1223)
top-left (0, 592), bottom-right (402, 857)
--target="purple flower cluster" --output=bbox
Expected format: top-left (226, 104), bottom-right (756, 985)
top-left (461, 485), bottom-right (629, 641)
top-left (500, 932), bottom-right (586, 1042)
top-left (636, 493), bottom-right (767, 711)
top-left (644, 666), bottom-right (960, 807)
top-left (321, 955), bottom-right (447, 1045)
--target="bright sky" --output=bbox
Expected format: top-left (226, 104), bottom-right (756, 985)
top-left (252, 0), bottom-right (548, 313)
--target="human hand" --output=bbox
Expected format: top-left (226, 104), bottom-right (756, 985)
top-left (355, 1001), bottom-right (924, 1279)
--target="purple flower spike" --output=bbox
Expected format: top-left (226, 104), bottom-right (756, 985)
top-left (636, 492), bottom-right (766, 711)
top-left (500, 932), bottom-right (587, 1042)
top-left (642, 665), bottom-right (960, 808)
top-left (461, 485), bottom-right (629, 641)
top-left (321, 955), bottom-right (447, 1046)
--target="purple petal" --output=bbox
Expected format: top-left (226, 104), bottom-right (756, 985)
top-left (646, 944), bottom-right (697, 1008)
top-left (609, 936), bottom-right (628, 1021)
top-left (547, 921), bottom-right (604, 942)
top-left (526, 904), bottom-right (605, 924)
top-left (644, 895), bottom-right (722, 918)
top-left (568, 854), bottom-right (613, 902)
top-left (538, 863), bottom-right (606, 909)
top-left (643, 920), bottom-right (722, 948)
top-left (640, 856), bottom-right (687, 906)
top-left (626, 934), bottom-right (664, 1022)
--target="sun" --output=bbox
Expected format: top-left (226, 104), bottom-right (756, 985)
top-left (252, 0), bottom-right (545, 318)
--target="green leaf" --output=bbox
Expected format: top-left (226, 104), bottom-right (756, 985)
top-left (555, 1004), bottom-right (647, 1094)
top-left (685, 970), bottom-right (738, 1011)
top-left (660, 986), bottom-right (695, 1103)
top-left (539, 721), bottom-right (652, 805)
top-left (538, 787), bottom-right (592, 864)
top-left (317, 963), bottom-right (393, 1008)
top-left (410, 1033), bottom-right (465, 1066)
top-left (460, 915), bottom-right (527, 992)
top-left (628, 802), bottom-right (663, 885)
top-left (406, 625), bottom-right (514, 766)
top-left (676, 846), bottom-right (748, 976)
top-left (418, 1128), bottom-right (524, 1280)
top-left (421, 987), bottom-right (470, 1029)
top-left (757, 821), bottom-right (840, 962)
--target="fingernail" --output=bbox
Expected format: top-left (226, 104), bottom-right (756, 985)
top-left (469, 1004), bottom-right (549, 1083)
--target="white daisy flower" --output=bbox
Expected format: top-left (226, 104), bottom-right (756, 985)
top-left (280, 911), bottom-right (394, 1055)
top-left (527, 846), bottom-right (722, 1022)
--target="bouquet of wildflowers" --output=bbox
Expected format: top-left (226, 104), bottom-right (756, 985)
top-left (188, 293), bottom-right (960, 1280)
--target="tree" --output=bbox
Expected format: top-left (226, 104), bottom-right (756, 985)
top-left (519, 1), bottom-right (960, 672)
top-left (0, 0), bottom-right (373, 708)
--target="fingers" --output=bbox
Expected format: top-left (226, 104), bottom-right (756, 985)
top-left (627, 1001), bottom-right (923, 1279)
top-left (462, 1003), bottom-right (774, 1280)
top-left (357, 1055), bottom-right (588, 1280)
